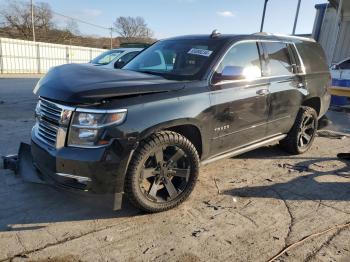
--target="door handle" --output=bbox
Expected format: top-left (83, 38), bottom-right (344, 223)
top-left (256, 89), bottom-right (269, 95)
top-left (297, 83), bottom-right (305, 89)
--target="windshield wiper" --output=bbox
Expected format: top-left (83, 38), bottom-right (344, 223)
top-left (132, 70), bottom-right (187, 81)
top-left (136, 70), bottom-right (165, 77)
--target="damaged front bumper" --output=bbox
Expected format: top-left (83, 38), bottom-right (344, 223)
top-left (3, 138), bottom-right (136, 210)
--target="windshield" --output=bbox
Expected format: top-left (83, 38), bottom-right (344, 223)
top-left (123, 39), bottom-right (222, 80)
top-left (91, 50), bottom-right (124, 65)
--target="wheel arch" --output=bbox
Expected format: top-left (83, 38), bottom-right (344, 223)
top-left (302, 97), bottom-right (321, 116)
top-left (138, 119), bottom-right (204, 159)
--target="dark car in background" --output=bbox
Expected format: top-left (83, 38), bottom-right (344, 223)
top-left (12, 32), bottom-right (331, 213)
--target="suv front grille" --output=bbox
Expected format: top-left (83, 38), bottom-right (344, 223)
top-left (35, 99), bottom-right (73, 147)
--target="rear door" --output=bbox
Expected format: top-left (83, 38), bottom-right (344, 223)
top-left (209, 41), bottom-right (270, 155)
top-left (262, 41), bottom-right (305, 136)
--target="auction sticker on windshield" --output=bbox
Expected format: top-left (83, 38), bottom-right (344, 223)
top-left (188, 48), bottom-right (213, 57)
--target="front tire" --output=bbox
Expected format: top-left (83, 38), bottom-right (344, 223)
top-left (279, 106), bottom-right (318, 154)
top-left (125, 131), bottom-right (199, 213)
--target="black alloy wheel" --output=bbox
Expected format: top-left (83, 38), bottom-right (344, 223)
top-left (280, 106), bottom-right (318, 154)
top-left (125, 131), bottom-right (199, 212)
top-left (297, 113), bottom-right (317, 149)
top-left (140, 145), bottom-right (191, 202)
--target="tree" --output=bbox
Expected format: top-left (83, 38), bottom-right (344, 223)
top-left (113, 16), bottom-right (153, 40)
top-left (0, 0), bottom-right (53, 39)
top-left (65, 19), bottom-right (80, 35)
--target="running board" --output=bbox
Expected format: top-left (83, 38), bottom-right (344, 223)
top-left (201, 134), bottom-right (287, 166)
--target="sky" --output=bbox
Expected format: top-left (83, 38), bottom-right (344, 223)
top-left (1, 0), bottom-right (328, 39)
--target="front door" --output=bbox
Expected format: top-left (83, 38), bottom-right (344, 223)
top-left (209, 41), bottom-right (270, 156)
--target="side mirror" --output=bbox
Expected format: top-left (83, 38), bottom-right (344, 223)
top-left (114, 59), bottom-right (126, 69)
top-left (213, 66), bottom-right (244, 83)
top-left (222, 66), bottom-right (244, 78)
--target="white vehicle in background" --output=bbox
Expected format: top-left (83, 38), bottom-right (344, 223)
top-left (330, 57), bottom-right (350, 105)
top-left (90, 48), bottom-right (143, 69)
top-left (331, 57), bottom-right (350, 81)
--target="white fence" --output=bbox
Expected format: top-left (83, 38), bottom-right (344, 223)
top-left (0, 37), bottom-right (106, 74)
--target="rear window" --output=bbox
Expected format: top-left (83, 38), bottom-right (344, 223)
top-left (263, 42), bottom-right (294, 76)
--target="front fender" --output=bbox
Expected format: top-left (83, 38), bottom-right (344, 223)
top-left (138, 118), bottom-right (204, 141)
top-left (117, 89), bottom-right (212, 158)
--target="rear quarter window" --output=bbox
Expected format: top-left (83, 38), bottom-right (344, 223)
top-left (294, 42), bottom-right (328, 73)
top-left (263, 42), bottom-right (294, 76)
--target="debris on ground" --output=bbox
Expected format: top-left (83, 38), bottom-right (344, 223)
top-left (191, 228), bottom-right (208, 237)
top-left (213, 177), bottom-right (221, 194)
top-left (277, 163), bottom-right (309, 172)
top-left (203, 200), bottom-right (221, 210)
top-left (104, 235), bottom-right (114, 242)
top-left (229, 178), bottom-right (247, 184)
top-left (317, 130), bottom-right (349, 139)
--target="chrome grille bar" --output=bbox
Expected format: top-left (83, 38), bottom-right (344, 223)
top-left (34, 98), bottom-right (74, 147)
top-left (37, 129), bottom-right (56, 144)
top-left (38, 125), bottom-right (56, 138)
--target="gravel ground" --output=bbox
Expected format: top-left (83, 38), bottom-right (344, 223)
top-left (0, 78), bottom-right (350, 262)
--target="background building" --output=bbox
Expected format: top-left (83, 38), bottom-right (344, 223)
top-left (312, 0), bottom-right (350, 65)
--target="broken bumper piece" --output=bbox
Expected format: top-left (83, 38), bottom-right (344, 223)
top-left (3, 143), bottom-right (46, 184)
top-left (2, 142), bottom-right (124, 210)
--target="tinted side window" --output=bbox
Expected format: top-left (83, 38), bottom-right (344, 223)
top-left (216, 42), bottom-right (262, 80)
top-left (339, 59), bottom-right (350, 70)
top-left (264, 42), bottom-right (294, 76)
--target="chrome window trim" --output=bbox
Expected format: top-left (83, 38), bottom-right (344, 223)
top-left (212, 74), bottom-right (294, 86)
top-left (291, 42), bottom-right (306, 74)
top-left (209, 39), bottom-right (299, 87)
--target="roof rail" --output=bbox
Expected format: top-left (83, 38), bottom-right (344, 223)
top-left (251, 32), bottom-right (315, 42)
top-left (274, 33), bottom-right (316, 42)
top-left (252, 32), bottom-right (271, 35)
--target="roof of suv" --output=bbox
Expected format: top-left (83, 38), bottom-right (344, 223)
top-left (165, 33), bottom-right (315, 44)
top-left (111, 48), bottom-right (144, 52)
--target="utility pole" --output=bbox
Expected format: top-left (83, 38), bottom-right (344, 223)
top-left (110, 27), bottom-right (113, 49)
top-left (292, 0), bottom-right (302, 35)
top-left (260, 0), bottom-right (269, 32)
top-left (31, 0), bottom-right (36, 42)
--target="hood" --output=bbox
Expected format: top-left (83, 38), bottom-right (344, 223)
top-left (34, 64), bottom-right (185, 104)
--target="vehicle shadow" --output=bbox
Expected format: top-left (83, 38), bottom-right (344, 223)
top-left (0, 174), bottom-right (142, 232)
top-left (225, 146), bottom-right (350, 202)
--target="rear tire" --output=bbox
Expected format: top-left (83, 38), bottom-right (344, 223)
top-left (125, 131), bottom-right (199, 213)
top-left (279, 106), bottom-right (318, 155)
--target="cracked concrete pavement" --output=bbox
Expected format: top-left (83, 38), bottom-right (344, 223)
top-left (0, 78), bottom-right (350, 262)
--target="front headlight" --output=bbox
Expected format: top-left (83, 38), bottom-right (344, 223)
top-left (68, 109), bottom-right (127, 147)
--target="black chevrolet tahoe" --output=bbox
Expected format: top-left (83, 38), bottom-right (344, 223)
top-left (15, 32), bottom-right (331, 212)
